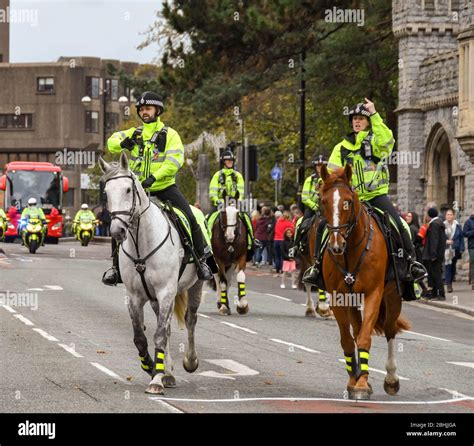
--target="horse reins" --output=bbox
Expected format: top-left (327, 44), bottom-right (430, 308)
top-left (105, 173), bottom-right (171, 302)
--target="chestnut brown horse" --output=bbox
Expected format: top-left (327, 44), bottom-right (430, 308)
top-left (209, 203), bottom-right (249, 316)
top-left (319, 164), bottom-right (410, 400)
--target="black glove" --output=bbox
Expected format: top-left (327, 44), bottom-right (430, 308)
top-left (120, 137), bottom-right (136, 151)
top-left (141, 175), bottom-right (156, 189)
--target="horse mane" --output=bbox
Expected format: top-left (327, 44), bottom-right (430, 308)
top-left (321, 167), bottom-right (349, 194)
top-left (100, 163), bottom-right (136, 182)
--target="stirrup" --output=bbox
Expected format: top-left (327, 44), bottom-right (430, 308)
top-left (197, 260), bottom-right (213, 280)
top-left (302, 261), bottom-right (323, 287)
top-left (409, 259), bottom-right (428, 283)
top-left (102, 267), bottom-right (122, 286)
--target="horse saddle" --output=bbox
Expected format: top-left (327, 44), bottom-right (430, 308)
top-left (294, 215), bottom-right (317, 254)
top-left (149, 196), bottom-right (212, 264)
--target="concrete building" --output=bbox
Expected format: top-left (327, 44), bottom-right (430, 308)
top-left (0, 56), bottom-right (138, 215)
top-left (393, 0), bottom-right (474, 279)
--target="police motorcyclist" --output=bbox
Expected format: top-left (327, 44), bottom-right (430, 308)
top-left (73, 203), bottom-right (96, 236)
top-left (20, 198), bottom-right (47, 245)
top-left (102, 91), bottom-right (214, 284)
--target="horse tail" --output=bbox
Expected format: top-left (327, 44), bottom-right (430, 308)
top-left (174, 291), bottom-right (188, 330)
top-left (395, 315), bottom-right (411, 333)
top-left (207, 277), bottom-right (217, 291)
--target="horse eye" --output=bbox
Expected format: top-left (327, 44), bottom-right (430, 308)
top-left (126, 187), bottom-right (131, 194)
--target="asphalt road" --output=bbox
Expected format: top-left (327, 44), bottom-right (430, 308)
top-left (1, 240), bottom-right (473, 414)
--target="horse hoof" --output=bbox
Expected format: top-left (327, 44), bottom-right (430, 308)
top-left (305, 308), bottom-right (317, 318)
top-left (236, 304), bottom-right (249, 315)
top-left (145, 384), bottom-right (164, 395)
top-left (162, 374), bottom-right (177, 388)
top-left (218, 305), bottom-right (231, 316)
top-left (384, 379), bottom-right (400, 395)
top-left (349, 387), bottom-right (372, 400)
top-left (183, 357), bottom-right (199, 373)
top-left (316, 304), bottom-right (333, 318)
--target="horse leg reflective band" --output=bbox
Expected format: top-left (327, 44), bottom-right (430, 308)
top-left (351, 348), bottom-right (370, 378)
top-left (238, 282), bottom-right (246, 299)
top-left (154, 349), bottom-right (165, 373)
top-left (220, 290), bottom-right (228, 304)
top-left (318, 289), bottom-right (326, 301)
top-left (344, 353), bottom-right (353, 374)
top-left (139, 352), bottom-right (153, 372)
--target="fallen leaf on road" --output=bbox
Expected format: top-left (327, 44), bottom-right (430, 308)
top-left (275, 372), bottom-right (286, 376)
top-left (126, 376), bottom-right (133, 381)
top-left (264, 380), bottom-right (273, 385)
top-left (96, 350), bottom-right (107, 354)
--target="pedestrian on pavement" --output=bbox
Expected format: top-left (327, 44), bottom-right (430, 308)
top-left (281, 228), bottom-right (297, 289)
top-left (97, 207), bottom-right (111, 237)
top-left (254, 206), bottom-right (271, 267)
top-left (273, 211), bottom-right (294, 276)
top-left (462, 213), bottom-right (474, 290)
top-left (444, 209), bottom-right (464, 293)
top-left (406, 211), bottom-right (423, 263)
top-left (267, 210), bottom-right (279, 268)
top-left (423, 207), bottom-right (447, 300)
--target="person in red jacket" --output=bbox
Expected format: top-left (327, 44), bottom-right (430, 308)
top-left (273, 210), bottom-right (295, 276)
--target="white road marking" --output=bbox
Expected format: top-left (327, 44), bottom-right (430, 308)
top-left (269, 338), bottom-right (320, 354)
top-left (13, 314), bottom-right (34, 326)
top-left (219, 321), bottom-right (258, 334)
top-left (337, 359), bottom-right (409, 380)
top-left (198, 313), bottom-right (211, 319)
top-left (27, 288), bottom-right (44, 291)
top-left (58, 343), bottom-right (83, 358)
top-left (33, 328), bottom-right (59, 342)
top-left (90, 362), bottom-right (125, 382)
top-left (198, 359), bottom-right (259, 380)
top-left (405, 330), bottom-right (451, 342)
top-left (439, 388), bottom-right (473, 399)
top-left (2, 305), bottom-right (17, 313)
top-left (150, 398), bottom-right (184, 413)
top-left (265, 293), bottom-right (292, 302)
top-left (44, 285), bottom-right (63, 291)
top-left (446, 362), bottom-right (474, 369)
top-left (149, 396), bottom-right (474, 405)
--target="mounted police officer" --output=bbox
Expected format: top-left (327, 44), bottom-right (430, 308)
top-left (302, 155), bottom-right (327, 219)
top-left (207, 148), bottom-right (255, 258)
top-left (303, 98), bottom-right (427, 287)
top-left (102, 91), bottom-right (213, 285)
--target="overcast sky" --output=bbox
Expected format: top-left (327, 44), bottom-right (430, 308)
top-left (9, 0), bottom-right (163, 64)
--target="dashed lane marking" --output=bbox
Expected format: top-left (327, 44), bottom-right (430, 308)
top-left (90, 362), bottom-right (125, 382)
top-left (405, 330), bottom-right (451, 343)
top-left (269, 338), bottom-right (321, 354)
top-left (58, 343), bottom-right (83, 358)
top-left (13, 314), bottom-right (34, 326)
top-left (2, 305), bottom-right (17, 313)
top-left (265, 293), bottom-right (292, 302)
top-left (33, 328), bottom-right (59, 342)
top-left (219, 321), bottom-right (258, 334)
top-left (44, 285), bottom-right (63, 291)
top-left (446, 362), bottom-right (474, 369)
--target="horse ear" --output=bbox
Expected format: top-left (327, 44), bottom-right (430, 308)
top-left (320, 164), bottom-right (330, 182)
top-left (98, 156), bottom-right (111, 174)
top-left (119, 151), bottom-right (129, 171)
top-left (343, 164), bottom-right (352, 184)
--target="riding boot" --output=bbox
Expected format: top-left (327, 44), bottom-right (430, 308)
top-left (401, 228), bottom-right (428, 283)
top-left (302, 220), bottom-right (326, 288)
top-left (191, 226), bottom-right (214, 280)
top-left (102, 239), bottom-right (122, 286)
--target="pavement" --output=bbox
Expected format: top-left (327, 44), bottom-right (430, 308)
top-left (0, 240), bottom-right (472, 414)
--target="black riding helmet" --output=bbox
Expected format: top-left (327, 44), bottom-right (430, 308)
top-left (347, 102), bottom-right (371, 124)
top-left (220, 149), bottom-right (236, 162)
top-left (135, 91), bottom-right (164, 122)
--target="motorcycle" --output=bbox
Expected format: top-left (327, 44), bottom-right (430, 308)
top-left (76, 217), bottom-right (97, 247)
top-left (0, 216), bottom-right (8, 242)
top-left (21, 218), bottom-right (45, 254)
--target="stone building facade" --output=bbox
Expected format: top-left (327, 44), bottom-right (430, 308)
top-left (393, 0), bottom-right (474, 277)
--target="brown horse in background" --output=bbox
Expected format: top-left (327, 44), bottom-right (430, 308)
top-left (209, 202), bottom-right (249, 316)
top-left (319, 164), bottom-right (410, 400)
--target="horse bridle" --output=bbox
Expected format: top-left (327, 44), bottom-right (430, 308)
top-left (104, 173), bottom-right (150, 228)
top-left (220, 210), bottom-right (241, 243)
top-left (325, 182), bottom-right (363, 242)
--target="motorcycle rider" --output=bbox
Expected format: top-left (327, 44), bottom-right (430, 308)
top-left (102, 91), bottom-right (214, 285)
top-left (20, 198), bottom-right (47, 246)
top-left (73, 203), bottom-right (97, 238)
top-left (303, 98), bottom-right (427, 287)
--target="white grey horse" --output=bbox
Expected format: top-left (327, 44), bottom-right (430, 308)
top-left (99, 152), bottom-right (203, 395)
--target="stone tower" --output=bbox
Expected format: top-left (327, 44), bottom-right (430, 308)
top-left (393, 0), bottom-right (474, 221)
top-left (0, 0), bottom-right (9, 62)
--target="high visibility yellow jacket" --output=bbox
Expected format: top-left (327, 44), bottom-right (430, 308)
top-left (327, 112), bottom-right (395, 201)
top-left (107, 118), bottom-right (184, 192)
top-left (21, 207), bottom-right (46, 221)
top-left (209, 168), bottom-right (245, 206)
top-left (74, 210), bottom-right (96, 224)
top-left (302, 174), bottom-right (322, 211)
top-left (0, 208), bottom-right (6, 219)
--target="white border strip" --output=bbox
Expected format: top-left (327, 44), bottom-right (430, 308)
top-left (33, 328), bottom-right (59, 342)
top-left (90, 362), bottom-right (124, 382)
top-left (265, 293), bottom-right (292, 302)
top-left (58, 343), bottom-right (83, 358)
top-left (270, 338), bottom-right (320, 354)
top-left (13, 314), bottom-right (34, 326)
top-left (150, 398), bottom-right (184, 413)
top-left (405, 330), bottom-right (451, 342)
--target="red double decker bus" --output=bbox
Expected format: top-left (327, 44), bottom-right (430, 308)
top-left (0, 161), bottom-right (69, 243)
